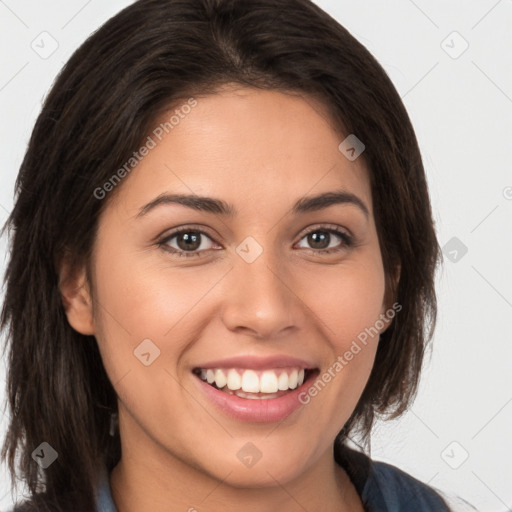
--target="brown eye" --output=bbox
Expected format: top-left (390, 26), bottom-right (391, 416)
top-left (159, 228), bottom-right (217, 258)
top-left (296, 227), bottom-right (353, 254)
top-left (175, 232), bottom-right (202, 251)
top-left (306, 231), bottom-right (330, 250)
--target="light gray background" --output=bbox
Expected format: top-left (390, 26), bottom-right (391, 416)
top-left (1, 1), bottom-right (511, 511)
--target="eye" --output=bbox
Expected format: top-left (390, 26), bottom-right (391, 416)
top-left (158, 227), bottom-right (218, 258)
top-left (157, 224), bottom-right (354, 259)
top-left (296, 225), bottom-right (353, 254)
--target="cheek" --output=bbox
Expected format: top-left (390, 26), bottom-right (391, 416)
top-left (92, 248), bottom-right (217, 338)
top-left (89, 247), bottom-right (236, 406)
top-left (295, 254), bottom-right (386, 407)
top-left (298, 256), bottom-right (386, 348)
top-left (296, 273), bottom-right (385, 437)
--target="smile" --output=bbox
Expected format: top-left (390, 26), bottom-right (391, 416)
top-left (193, 367), bottom-right (310, 399)
top-left (192, 364), bottom-right (319, 422)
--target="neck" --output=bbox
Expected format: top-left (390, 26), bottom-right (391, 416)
top-left (109, 445), bottom-right (363, 512)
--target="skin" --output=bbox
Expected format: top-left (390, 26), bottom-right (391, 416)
top-left (60, 85), bottom-right (395, 512)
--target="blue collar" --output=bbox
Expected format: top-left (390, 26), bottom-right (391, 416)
top-left (95, 464), bottom-right (118, 512)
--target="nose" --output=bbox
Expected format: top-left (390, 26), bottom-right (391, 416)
top-left (220, 243), bottom-right (302, 340)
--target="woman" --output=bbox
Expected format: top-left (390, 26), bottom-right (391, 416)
top-left (1, 0), bottom-right (456, 510)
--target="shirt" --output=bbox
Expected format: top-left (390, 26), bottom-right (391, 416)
top-left (93, 443), bottom-right (453, 511)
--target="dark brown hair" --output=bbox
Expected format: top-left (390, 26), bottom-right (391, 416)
top-left (1, 0), bottom-right (441, 509)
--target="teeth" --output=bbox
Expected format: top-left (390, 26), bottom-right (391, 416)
top-left (260, 371), bottom-right (278, 393)
top-left (198, 367), bottom-right (308, 393)
top-left (277, 372), bottom-right (289, 391)
top-left (226, 369), bottom-right (241, 390)
top-left (214, 369), bottom-right (227, 389)
top-left (289, 369), bottom-right (298, 389)
top-left (241, 369), bottom-right (260, 393)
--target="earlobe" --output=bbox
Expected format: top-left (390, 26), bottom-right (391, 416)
top-left (58, 258), bottom-right (95, 336)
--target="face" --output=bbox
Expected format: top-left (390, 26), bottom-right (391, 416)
top-left (66, 86), bottom-right (390, 488)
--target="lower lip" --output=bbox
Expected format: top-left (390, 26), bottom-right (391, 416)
top-left (194, 373), bottom-right (316, 423)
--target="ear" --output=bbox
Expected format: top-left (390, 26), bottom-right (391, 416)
top-left (58, 256), bottom-right (95, 335)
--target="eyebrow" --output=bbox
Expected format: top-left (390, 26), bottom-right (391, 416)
top-left (136, 190), bottom-right (369, 219)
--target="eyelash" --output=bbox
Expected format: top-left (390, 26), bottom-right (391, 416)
top-left (157, 225), bottom-right (354, 258)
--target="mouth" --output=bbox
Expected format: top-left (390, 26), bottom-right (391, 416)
top-left (192, 367), bottom-right (318, 400)
top-left (191, 355), bottom-right (320, 422)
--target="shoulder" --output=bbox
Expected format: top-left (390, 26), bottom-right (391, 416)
top-left (366, 457), bottom-right (451, 510)
top-left (334, 441), bottom-right (452, 511)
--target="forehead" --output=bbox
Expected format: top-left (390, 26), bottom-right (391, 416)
top-left (108, 86), bottom-right (373, 220)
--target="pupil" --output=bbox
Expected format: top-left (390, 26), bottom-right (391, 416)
top-left (178, 232), bottom-right (200, 251)
top-left (308, 231), bottom-right (329, 249)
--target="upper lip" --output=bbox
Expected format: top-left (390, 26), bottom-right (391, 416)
top-left (193, 355), bottom-right (317, 370)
